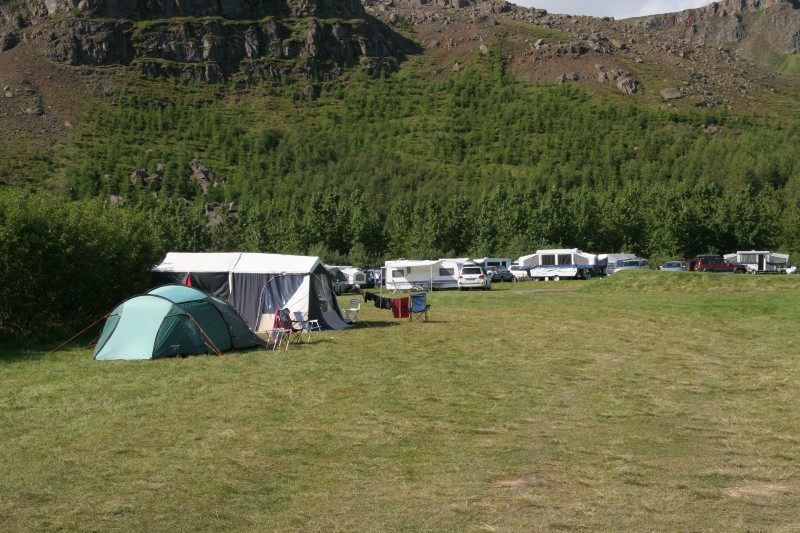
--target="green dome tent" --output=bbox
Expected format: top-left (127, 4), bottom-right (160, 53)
top-left (94, 285), bottom-right (264, 360)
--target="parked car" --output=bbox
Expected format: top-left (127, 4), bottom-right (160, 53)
top-left (361, 266), bottom-right (382, 288)
top-left (694, 256), bottom-right (747, 273)
top-left (362, 270), bottom-right (376, 288)
top-left (509, 265), bottom-right (530, 281)
top-left (331, 270), bottom-right (351, 295)
top-left (458, 265), bottom-right (491, 290)
top-left (659, 261), bottom-right (686, 271)
top-left (687, 254), bottom-right (721, 271)
top-left (612, 258), bottom-right (649, 272)
top-left (485, 265), bottom-right (513, 282)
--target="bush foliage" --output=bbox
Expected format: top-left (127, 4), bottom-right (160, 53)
top-left (0, 189), bottom-right (162, 333)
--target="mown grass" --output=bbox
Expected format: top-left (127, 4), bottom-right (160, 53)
top-left (2, 272), bottom-right (800, 531)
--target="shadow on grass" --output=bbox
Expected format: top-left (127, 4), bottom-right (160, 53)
top-left (0, 326), bottom-right (99, 363)
top-left (347, 320), bottom-right (402, 329)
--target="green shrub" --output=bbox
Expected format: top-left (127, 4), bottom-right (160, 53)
top-left (0, 189), bottom-right (162, 334)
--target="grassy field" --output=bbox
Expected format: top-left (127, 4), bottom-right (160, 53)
top-left (2, 271), bottom-right (800, 531)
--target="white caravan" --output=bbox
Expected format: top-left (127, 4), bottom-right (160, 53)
top-left (473, 257), bottom-right (513, 269)
top-left (517, 248), bottom-right (597, 281)
top-left (384, 260), bottom-right (441, 291)
top-left (723, 251), bottom-right (790, 274)
top-left (384, 259), bottom-right (480, 291)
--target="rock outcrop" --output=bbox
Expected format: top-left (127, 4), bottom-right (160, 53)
top-left (0, 0), bottom-right (407, 83)
top-left (637, 0), bottom-right (800, 63)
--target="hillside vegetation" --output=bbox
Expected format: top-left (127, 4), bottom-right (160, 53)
top-left (57, 52), bottom-right (800, 260)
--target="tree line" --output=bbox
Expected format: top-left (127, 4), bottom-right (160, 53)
top-left (2, 177), bottom-right (794, 333)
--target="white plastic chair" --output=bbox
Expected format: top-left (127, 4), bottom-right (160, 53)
top-left (344, 298), bottom-right (361, 323)
top-left (293, 311), bottom-right (321, 342)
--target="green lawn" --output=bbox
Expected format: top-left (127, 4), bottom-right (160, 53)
top-left (2, 272), bottom-right (800, 531)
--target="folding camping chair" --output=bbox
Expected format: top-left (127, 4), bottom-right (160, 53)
top-left (267, 310), bottom-right (290, 350)
top-left (344, 298), bottom-right (361, 323)
top-left (293, 311), bottom-right (321, 342)
top-left (406, 293), bottom-right (430, 322)
top-left (269, 308), bottom-right (303, 349)
top-left (281, 308), bottom-right (305, 346)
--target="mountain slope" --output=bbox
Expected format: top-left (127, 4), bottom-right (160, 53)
top-left (636, 0), bottom-right (800, 75)
top-left (364, 0), bottom-right (799, 114)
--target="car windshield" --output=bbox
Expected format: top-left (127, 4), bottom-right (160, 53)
top-left (461, 267), bottom-right (482, 275)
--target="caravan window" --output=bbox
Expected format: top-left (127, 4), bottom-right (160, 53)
top-left (487, 262), bottom-right (500, 267)
top-left (541, 255), bottom-right (555, 265)
top-left (740, 254), bottom-right (758, 264)
top-left (439, 268), bottom-right (455, 276)
top-left (558, 254), bottom-right (572, 265)
top-left (392, 269), bottom-right (404, 278)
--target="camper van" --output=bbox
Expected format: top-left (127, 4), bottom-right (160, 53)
top-left (517, 249), bottom-right (597, 281)
top-left (723, 251), bottom-right (790, 274)
top-left (339, 267), bottom-right (368, 288)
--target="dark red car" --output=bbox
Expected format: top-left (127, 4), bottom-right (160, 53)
top-left (693, 256), bottom-right (747, 273)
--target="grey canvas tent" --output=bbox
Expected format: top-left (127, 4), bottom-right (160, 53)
top-left (150, 252), bottom-right (349, 333)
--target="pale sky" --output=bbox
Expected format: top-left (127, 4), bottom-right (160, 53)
top-left (513, 1), bottom-right (713, 19)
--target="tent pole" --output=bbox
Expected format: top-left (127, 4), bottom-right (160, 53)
top-left (48, 313), bottom-right (110, 355)
top-left (186, 312), bottom-right (223, 356)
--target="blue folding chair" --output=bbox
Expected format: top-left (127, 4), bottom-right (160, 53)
top-left (408, 293), bottom-right (430, 322)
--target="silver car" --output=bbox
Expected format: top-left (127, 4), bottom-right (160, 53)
top-left (659, 261), bottom-right (686, 271)
top-left (458, 265), bottom-right (491, 290)
top-left (614, 259), bottom-right (649, 272)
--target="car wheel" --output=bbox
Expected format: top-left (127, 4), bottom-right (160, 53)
top-left (704, 269), bottom-right (713, 273)
top-left (734, 268), bottom-right (745, 274)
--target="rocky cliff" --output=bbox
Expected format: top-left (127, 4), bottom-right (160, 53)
top-left (637, 0), bottom-right (800, 69)
top-left (0, 0), bottom-right (408, 83)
